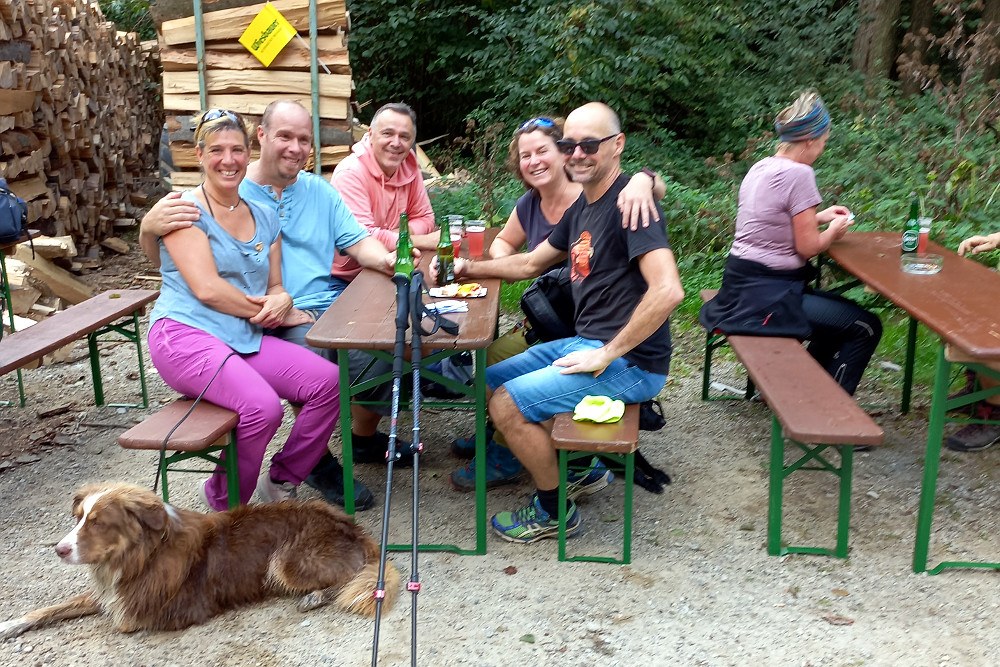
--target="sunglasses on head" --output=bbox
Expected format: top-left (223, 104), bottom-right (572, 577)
top-left (555, 133), bottom-right (619, 156)
top-left (196, 109), bottom-right (241, 132)
top-left (519, 117), bottom-right (555, 131)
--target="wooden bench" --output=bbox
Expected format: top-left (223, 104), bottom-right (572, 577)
top-left (551, 403), bottom-right (640, 564)
top-left (700, 289), bottom-right (884, 558)
top-left (0, 289), bottom-right (159, 407)
top-left (118, 399), bottom-right (241, 510)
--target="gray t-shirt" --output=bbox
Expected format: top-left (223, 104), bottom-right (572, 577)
top-left (730, 156), bottom-right (822, 270)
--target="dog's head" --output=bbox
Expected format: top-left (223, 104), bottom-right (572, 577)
top-left (55, 483), bottom-right (169, 566)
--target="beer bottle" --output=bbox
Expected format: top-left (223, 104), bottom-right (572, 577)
top-left (395, 212), bottom-right (414, 277)
top-left (901, 193), bottom-right (920, 254)
top-left (436, 222), bottom-right (455, 286)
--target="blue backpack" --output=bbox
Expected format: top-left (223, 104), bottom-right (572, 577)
top-left (0, 178), bottom-right (28, 245)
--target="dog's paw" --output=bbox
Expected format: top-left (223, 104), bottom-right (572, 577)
top-left (297, 591), bottom-right (325, 612)
top-left (0, 618), bottom-right (31, 640)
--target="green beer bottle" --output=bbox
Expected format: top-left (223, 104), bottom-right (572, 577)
top-left (436, 222), bottom-right (455, 286)
top-left (395, 212), bottom-right (414, 277)
top-left (901, 193), bottom-right (920, 254)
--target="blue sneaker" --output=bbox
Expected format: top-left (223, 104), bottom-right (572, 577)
top-left (491, 494), bottom-right (581, 543)
top-left (566, 457), bottom-right (613, 501)
top-left (450, 426), bottom-right (495, 458)
top-left (450, 440), bottom-right (522, 491)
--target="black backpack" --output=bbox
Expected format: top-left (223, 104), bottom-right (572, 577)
top-left (0, 178), bottom-right (28, 245)
top-left (520, 266), bottom-right (575, 344)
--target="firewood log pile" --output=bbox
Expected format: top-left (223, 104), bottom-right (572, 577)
top-left (150, 0), bottom-right (354, 189)
top-left (0, 0), bottom-right (162, 254)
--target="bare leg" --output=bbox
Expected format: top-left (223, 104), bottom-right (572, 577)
top-left (489, 388), bottom-right (558, 489)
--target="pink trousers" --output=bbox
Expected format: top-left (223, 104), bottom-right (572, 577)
top-left (148, 318), bottom-right (340, 510)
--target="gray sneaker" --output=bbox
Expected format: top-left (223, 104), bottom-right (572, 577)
top-left (256, 468), bottom-right (298, 502)
top-left (566, 457), bottom-right (613, 501)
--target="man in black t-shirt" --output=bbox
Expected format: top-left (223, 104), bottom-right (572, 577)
top-left (451, 102), bottom-right (685, 544)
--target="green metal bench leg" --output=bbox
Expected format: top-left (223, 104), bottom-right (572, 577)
top-left (768, 415), bottom-right (855, 558)
top-left (87, 332), bottom-right (104, 406)
top-left (835, 445), bottom-right (853, 559)
top-left (157, 433), bottom-right (241, 510)
top-left (702, 331), bottom-right (716, 401)
top-left (88, 311), bottom-right (150, 409)
top-left (767, 416), bottom-right (785, 556)
top-left (559, 450), bottom-right (634, 564)
top-left (0, 248), bottom-right (26, 407)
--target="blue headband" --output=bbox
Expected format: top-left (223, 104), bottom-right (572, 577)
top-left (775, 100), bottom-right (830, 142)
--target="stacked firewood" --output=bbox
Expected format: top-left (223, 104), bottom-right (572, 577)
top-left (0, 0), bottom-right (162, 253)
top-left (151, 0), bottom-right (354, 188)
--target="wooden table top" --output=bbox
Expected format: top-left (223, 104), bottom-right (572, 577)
top-left (827, 231), bottom-right (1000, 360)
top-left (307, 270), bottom-right (501, 351)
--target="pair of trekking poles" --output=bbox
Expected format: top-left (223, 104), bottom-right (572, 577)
top-left (371, 268), bottom-right (458, 666)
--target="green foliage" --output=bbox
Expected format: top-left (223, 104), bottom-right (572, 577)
top-left (98, 0), bottom-right (155, 40)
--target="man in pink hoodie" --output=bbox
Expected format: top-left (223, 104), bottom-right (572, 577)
top-left (332, 103), bottom-right (439, 280)
top-left (330, 102), bottom-right (440, 458)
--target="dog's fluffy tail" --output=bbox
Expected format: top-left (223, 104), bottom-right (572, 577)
top-left (336, 560), bottom-right (400, 617)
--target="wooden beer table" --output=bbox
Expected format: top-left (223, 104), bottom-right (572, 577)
top-left (826, 232), bottom-right (1000, 573)
top-left (307, 246), bottom-right (500, 555)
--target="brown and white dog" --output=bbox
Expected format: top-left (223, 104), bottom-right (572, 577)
top-left (0, 482), bottom-right (398, 638)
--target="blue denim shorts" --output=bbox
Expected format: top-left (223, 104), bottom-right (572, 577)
top-left (485, 336), bottom-right (667, 423)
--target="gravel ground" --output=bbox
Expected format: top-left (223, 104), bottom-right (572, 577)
top-left (1, 249), bottom-right (999, 666)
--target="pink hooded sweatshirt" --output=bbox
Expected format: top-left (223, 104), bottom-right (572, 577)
top-left (330, 134), bottom-right (435, 280)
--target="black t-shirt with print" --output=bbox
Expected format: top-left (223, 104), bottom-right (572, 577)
top-left (546, 173), bottom-right (673, 375)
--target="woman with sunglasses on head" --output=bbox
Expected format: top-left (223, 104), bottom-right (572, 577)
top-left (449, 116), bottom-right (666, 491)
top-left (147, 110), bottom-right (341, 511)
top-left (699, 89), bottom-right (882, 396)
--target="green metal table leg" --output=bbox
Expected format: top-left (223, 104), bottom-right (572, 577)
top-left (901, 316), bottom-right (918, 414)
top-left (131, 311), bottom-right (149, 408)
top-left (913, 344), bottom-right (949, 573)
top-left (767, 415), bottom-right (785, 556)
top-left (338, 349), bottom-right (356, 518)
top-left (474, 347), bottom-right (487, 555)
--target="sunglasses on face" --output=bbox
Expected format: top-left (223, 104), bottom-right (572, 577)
top-left (196, 109), bottom-right (241, 132)
top-left (555, 133), bottom-right (619, 156)
top-left (519, 117), bottom-right (555, 131)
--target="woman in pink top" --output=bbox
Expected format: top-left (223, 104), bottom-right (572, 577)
top-left (700, 89), bottom-right (882, 395)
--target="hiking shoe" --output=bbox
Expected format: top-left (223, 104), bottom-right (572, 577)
top-left (304, 457), bottom-right (375, 511)
top-left (491, 494), bottom-right (581, 543)
top-left (450, 426), bottom-right (496, 458)
top-left (946, 403), bottom-right (1000, 452)
top-left (353, 431), bottom-right (414, 468)
top-left (450, 441), bottom-right (522, 491)
top-left (566, 457), bottom-right (614, 501)
top-left (256, 468), bottom-right (298, 503)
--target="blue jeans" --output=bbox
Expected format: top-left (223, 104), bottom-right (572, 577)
top-left (802, 290), bottom-right (882, 395)
top-left (486, 336), bottom-right (667, 423)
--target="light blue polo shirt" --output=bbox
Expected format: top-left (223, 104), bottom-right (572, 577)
top-left (240, 171), bottom-right (369, 312)
top-left (150, 192), bottom-right (280, 353)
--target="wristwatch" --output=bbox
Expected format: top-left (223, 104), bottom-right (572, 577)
top-left (640, 168), bottom-right (656, 184)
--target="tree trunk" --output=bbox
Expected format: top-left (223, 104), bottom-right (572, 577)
top-left (851, 0), bottom-right (904, 79)
top-left (975, 0), bottom-right (1000, 84)
top-left (900, 0), bottom-right (936, 94)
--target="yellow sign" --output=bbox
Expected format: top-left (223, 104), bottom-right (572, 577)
top-left (238, 2), bottom-right (297, 67)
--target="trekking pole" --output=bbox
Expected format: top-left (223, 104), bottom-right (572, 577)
top-left (406, 271), bottom-right (425, 667)
top-left (404, 270), bottom-right (459, 666)
top-left (371, 270), bottom-right (410, 666)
